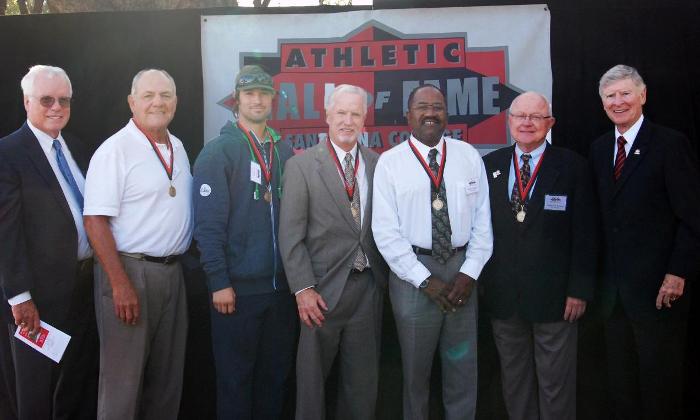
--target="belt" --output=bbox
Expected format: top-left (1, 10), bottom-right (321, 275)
top-left (412, 245), bottom-right (466, 256)
top-left (120, 252), bottom-right (180, 265)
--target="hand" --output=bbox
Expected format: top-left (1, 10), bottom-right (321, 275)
top-left (12, 300), bottom-right (40, 336)
top-left (656, 274), bottom-right (685, 309)
top-left (212, 287), bottom-right (236, 314)
top-left (112, 279), bottom-right (140, 325)
top-left (447, 272), bottom-right (475, 308)
top-left (421, 276), bottom-right (455, 312)
top-left (563, 297), bottom-right (587, 322)
top-left (296, 288), bottom-right (328, 328)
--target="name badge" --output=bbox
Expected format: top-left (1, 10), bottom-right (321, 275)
top-left (544, 194), bottom-right (567, 211)
top-left (250, 161), bottom-right (262, 185)
top-left (466, 178), bottom-right (479, 194)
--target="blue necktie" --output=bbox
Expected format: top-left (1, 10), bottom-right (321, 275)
top-left (52, 139), bottom-right (84, 211)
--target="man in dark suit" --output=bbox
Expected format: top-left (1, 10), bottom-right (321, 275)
top-left (481, 91), bottom-right (597, 419)
top-left (279, 84), bottom-right (388, 420)
top-left (0, 65), bottom-right (98, 419)
top-left (590, 64), bottom-right (700, 420)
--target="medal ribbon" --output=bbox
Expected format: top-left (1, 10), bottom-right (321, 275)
top-left (408, 139), bottom-right (446, 191)
top-left (133, 118), bottom-right (174, 184)
top-left (326, 139), bottom-right (360, 201)
top-left (238, 122), bottom-right (275, 186)
top-left (512, 147), bottom-right (546, 203)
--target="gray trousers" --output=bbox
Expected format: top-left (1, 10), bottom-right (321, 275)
top-left (491, 316), bottom-right (578, 420)
top-left (389, 250), bottom-right (478, 420)
top-left (94, 256), bottom-right (188, 420)
top-left (295, 269), bottom-right (383, 420)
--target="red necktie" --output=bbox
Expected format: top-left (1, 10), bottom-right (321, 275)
top-left (614, 136), bottom-right (627, 180)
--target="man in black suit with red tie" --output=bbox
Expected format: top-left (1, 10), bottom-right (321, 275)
top-left (590, 64), bottom-right (700, 420)
top-left (0, 65), bottom-right (98, 420)
top-left (481, 91), bottom-right (597, 419)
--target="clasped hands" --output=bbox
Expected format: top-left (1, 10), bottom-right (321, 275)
top-left (422, 272), bottom-right (474, 313)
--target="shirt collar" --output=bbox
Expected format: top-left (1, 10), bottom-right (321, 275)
top-left (330, 139), bottom-right (358, 161)
top-left (127, 118), bottom-right (178, 150)
top-left (615, 114), bottom-right (644, 145)
top-left (27, 119), bottom-right (66, 155)
top-left (514, 140), bottom-right (547, 161)
top-left (409, 135), bottom-right (445, 161)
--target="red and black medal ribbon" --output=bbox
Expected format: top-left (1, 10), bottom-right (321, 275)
top-left (238, 122), bottom-right (275, 186)
top-left (133, 118), bottom-right (174, 183)
top-left (512, 147), bottom-right (546, 203)
top-left (408, 138), bottom-right (446, 191)
top-left (326, 139), bottom-right (360, 202)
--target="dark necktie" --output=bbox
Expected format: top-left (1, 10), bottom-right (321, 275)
top-left (344, 153), bottom-right (366, 271)
top-left (428, 149), bottom-right (452, 264)
top-left (510, 153), bottom-right (532, 214)
top-left (614, 136), bottom-right (627, 180)
top-left (53, 139), bottom-right (84, 211)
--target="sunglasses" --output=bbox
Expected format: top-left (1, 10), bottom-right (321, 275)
top-left (237, 73), bottom-right (273, 87)
top-left (33, 96), bottom-right (72, 109)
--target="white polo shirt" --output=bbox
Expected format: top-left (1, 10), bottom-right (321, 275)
top-left (84, 119), bottom-right (193, 256)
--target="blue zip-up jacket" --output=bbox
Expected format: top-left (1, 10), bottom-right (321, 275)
top-left (192, 121), bottom-right (293, 296)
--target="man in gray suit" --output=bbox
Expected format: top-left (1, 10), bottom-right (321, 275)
top-left (279, 84), bottom-right (388, 420)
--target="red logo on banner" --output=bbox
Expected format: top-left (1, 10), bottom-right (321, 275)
top-left (219, 22), bottom-right (522, 152)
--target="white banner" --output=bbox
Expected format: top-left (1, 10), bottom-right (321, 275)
top-left (201, 5), bottom-right (551, 152)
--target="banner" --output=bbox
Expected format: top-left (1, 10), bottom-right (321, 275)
top-left (201, 5), bottom-right (551, 152)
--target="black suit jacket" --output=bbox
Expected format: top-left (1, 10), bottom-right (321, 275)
top-left (0, 122), bottom-right (91, 327)
top-left (481, 145), bottom-right (598, 323)
top-left (590, 119), bottom-right (700, 321)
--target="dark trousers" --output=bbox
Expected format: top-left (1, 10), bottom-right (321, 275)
top-left (210, 290), bottom-right (298, 420)
top-left (0, 314), bottom-right (17, 420)
top-left (9, 260), bottom-right (98, 420)
top-left (605, 296), bottom-right (687, 420)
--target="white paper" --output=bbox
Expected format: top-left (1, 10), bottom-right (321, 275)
top-left (14, 320), bottom-right (71, 363)
top-left (250, 161), bottom-right (262, 184)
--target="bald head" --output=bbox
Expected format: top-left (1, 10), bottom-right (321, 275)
top-left (508, 91), bottom-right (555, 153)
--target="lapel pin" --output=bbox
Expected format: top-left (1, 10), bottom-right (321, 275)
top-left (634, 149), bottom-right (640, 155)
top-left (493, 170), bottom-right (501, 178)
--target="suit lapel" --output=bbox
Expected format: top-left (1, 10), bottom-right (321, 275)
top-left (359, 144), bottom-right (375, 240)
top-left (612, 120), bottom-right (651, 198)
top-left (20, 124), bottom-right (74, 221)
top-left (524, 145), bottom-right (560, 228)
top-left (491, 146), bottom-right (516, 226)
top-left (316, 140), bottom-right (359, 233)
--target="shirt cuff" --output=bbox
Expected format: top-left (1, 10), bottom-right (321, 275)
top-left (8, 291), bottom-right (32, 306)
top-left (406, 263), bottom-right (432, 288)
top-left (294, 285), bottom-right (314, 295)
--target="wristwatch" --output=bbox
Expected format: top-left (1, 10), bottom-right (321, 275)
top-left (419, 278), bottom-right (430, 289)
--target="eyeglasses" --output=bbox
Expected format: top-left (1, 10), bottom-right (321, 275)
top-left (236, 73), bottom-right (273, 88)
top-left (33, 96), bottom-right (72, 109)
top-left (411, 103), bottom-right (446, 112)
top-left (509, 113), bottom-right (552, 123)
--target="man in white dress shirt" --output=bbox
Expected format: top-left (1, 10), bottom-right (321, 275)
top-left (83, 69), bottom-right (193, 420)
top-left (372, 84), bottom-right (493, 420)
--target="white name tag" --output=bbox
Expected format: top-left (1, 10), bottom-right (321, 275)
top-left (250, 161), bottom-right (262, 185)
top-left (466, 178), bottom-right (479, 194)
top-left (544, 194), bottom-right (567, 211)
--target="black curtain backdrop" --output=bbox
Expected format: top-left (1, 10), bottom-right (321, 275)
top-left (1, 1), bottom-right (699, 419)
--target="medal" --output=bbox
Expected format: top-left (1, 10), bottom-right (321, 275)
top-left (512, 147), bottom-right (547, 222)
top-left (516, 210), bottom-right (526, 222)
top-left (263, 190), bottom-right (272, 203)
top-left (408, 139), bottom-right (448, 211)
top-left (134, 119), bottom-right (176, 198)
top-left (326, 140), bottom-right (360, 202)
top-left (432, 198), bottom-right (444, 211)
top-left (169, 185), bottom-right (177, 197)
top-left (239, 122), bottom-right (276, 204)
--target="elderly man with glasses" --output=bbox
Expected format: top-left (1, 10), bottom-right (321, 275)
top-left (0, 65), bottom-right (98, 419)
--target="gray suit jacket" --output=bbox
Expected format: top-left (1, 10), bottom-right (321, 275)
top-left (279, 139), bottom-right (388, 311)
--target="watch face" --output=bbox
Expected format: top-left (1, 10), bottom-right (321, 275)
top-left (419, 279), bottom-right (429, 289)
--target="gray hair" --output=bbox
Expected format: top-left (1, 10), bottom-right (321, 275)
top-left (325, 84), bottom-right (368, 113)
top-left (130, 69), bottom-right (177, 96)
top-left (598, 64), bottom-right (645, 97)
top-left (21, 65), bottom-right (73, 97)
top-left (509, 91), bottom-right (553, 116)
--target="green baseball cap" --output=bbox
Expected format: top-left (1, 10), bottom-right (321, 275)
top-left (235, 65), bottom-right (275, 93)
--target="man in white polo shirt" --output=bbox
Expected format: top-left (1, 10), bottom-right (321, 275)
top-left (83, 69), bottom-right (193, 420)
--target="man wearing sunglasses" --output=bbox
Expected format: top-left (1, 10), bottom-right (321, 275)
top-left (0, 65), bottom-right (98, 419)
top-left (193, 65), bottom-right (297, 419)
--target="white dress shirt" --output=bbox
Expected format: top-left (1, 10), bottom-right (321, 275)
top-left (329, 140), bottom-right (368, 227)
top-left (8, 121), bottom-right (93, 306)
top-left (612, 114), bottom-right (644, 164)
top-left (372, 135), bottom-right (493, 288)
top-left (507, 141), bottom-right (547, 200)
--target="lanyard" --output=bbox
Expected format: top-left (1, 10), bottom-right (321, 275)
top-left (326, 140), bottom-right (360, 202)
top-left (408, 139), bottom-right (446, 191)
top-left (512, 147), bottom-right (546, 203)
top-left (238, 122), bottom-right (275, 186)
top-left (133, 119), bottom-right (175, 196)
